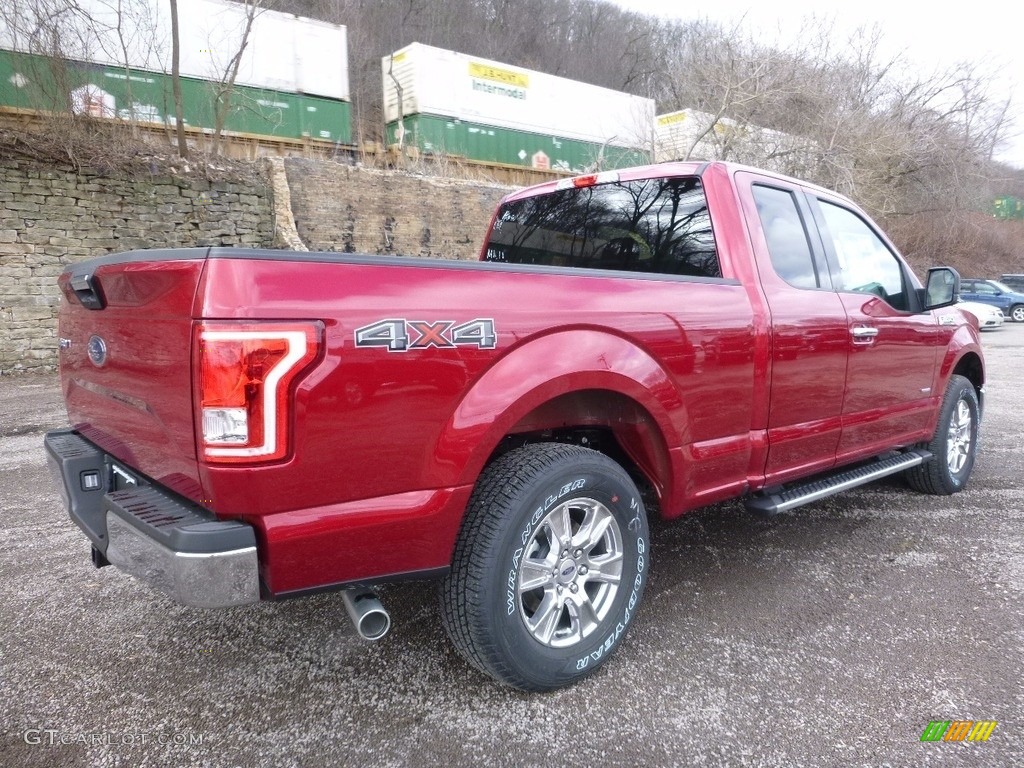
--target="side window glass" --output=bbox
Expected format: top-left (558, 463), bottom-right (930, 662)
top-left (975, 282), bottom-right (996, 295)
top-left (752, 185), bottom-right (818, 288)
top-left (818, 201), bottom-right (906, 309)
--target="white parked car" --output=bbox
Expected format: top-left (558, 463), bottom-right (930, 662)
top-left (958, 300), bottom-right (1005, 330)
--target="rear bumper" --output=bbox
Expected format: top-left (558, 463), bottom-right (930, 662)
top-left (44, 429), bottom-right (260, 608)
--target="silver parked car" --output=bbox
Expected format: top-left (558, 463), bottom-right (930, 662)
top-left (958, 299), bottom-right (1005, 330)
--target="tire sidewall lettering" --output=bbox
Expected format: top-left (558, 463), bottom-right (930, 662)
top-left (571, 532), bottom-right (647, 674)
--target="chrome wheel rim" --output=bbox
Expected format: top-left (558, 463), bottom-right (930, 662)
top-left (946, 398), bottom-right (973, 475)
top-left (516, 497), bottom-right (623, 648)
top-left (1013, 307), bottom-right (1024, 322)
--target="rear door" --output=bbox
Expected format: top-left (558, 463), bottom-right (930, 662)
top-left (736, 173), bottom-right (848, 484)
top-left (804, 195), bottom-right (941, 461)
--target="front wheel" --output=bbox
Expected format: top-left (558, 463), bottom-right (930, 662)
top-left (906, 374), bottom-right (980, 495)
top-left (440, 443), bottom-right (649, 691)
top-left (1010, 304), bottom-right (1024, 323)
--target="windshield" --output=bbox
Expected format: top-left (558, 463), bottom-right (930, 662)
top-left (484, 177), bottom-right (721, 278)
top-left (990, 280), bottom-right (1014, 293)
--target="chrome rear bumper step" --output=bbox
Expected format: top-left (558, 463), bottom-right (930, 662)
top-left (745, 449), bottom-right (932, 515)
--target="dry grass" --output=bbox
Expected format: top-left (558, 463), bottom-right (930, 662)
top-left (0, 115), bottom-right (267, 185)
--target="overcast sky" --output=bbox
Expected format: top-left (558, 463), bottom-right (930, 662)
top-left (612, 0), bottom-right (1022, 168)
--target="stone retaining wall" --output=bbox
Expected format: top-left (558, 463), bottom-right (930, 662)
top-left (0, 161), bottom-right (273, 373)
top-left (0, 158), bottom-right (513, 374)
top-left (284, 159), bottom-right (509, 258)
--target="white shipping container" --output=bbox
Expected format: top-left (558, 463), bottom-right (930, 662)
top-left (655, 108), bottom-right (818, 172)
top-left (383, 42), bottom-right (654, 150)
top-left (654, 109), bottom-right (733, 162)
top-left (0, 0), bottom-right (349, 100)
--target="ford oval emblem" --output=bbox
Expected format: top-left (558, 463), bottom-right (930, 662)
top-left (87, 335), bottom-right (108, 367)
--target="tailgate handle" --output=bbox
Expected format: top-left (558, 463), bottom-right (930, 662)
top-left (69, 273), bottom-right (106, 310)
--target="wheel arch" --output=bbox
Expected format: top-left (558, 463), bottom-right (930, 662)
top-left (937, 321), bottom-right (984, 403)
top-left (951, 351), bottom-right (984, 387)
top-left (434, 330), bottom-right (685, 514)
top-left (948, 349), bottom-right (985, 415)
top-left (493, 388), bottom-right (675, 506)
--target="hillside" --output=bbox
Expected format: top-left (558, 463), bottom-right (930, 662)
top-left (884, 212), bottom-right (1024, 280)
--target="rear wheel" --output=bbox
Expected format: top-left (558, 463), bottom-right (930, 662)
top-left (906, 374), bottom-right (979, 495)
top-left (440, 443), bottom-right (649, 691)
top-left (1010, 304), bottom-right (1024, 323)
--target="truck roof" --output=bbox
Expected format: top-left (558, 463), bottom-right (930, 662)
top-left (500, 160), bottom-right (855, 206)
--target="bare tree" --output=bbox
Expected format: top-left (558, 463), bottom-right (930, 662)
top-left (652, 18), bottom-right (1011, 222)
top-left (206, 0), bottom-right (264, 156)
top-left (168, 0), bottom-right (187, 157)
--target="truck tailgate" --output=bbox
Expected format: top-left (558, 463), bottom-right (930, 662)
top-left (56, 250), bottom-right (208, 500)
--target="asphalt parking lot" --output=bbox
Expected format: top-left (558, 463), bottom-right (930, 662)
top-left (1, 326), bottom-right (1021, 767)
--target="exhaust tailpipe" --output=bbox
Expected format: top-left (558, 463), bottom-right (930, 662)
top-left (342, 588), bottom-right (391, 640)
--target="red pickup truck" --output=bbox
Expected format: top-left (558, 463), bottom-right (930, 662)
top-left (45, 161), bottom-right (984, 691)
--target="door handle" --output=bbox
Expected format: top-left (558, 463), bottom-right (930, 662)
top-left (851, 325), bottom-right (879, 344)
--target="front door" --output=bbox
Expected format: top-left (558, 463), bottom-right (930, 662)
top-left (806, 195), bottom-right (941, 461)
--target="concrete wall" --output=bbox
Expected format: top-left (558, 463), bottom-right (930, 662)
top-left (0, 157), bottom-right (511, 374)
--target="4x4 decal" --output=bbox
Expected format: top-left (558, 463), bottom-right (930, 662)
top-left (354, 318), bottom-right (497, 352)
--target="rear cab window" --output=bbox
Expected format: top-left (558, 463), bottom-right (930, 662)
top-left (484, 177), bottom-right (721, 278)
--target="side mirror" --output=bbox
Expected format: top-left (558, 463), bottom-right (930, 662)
top-left (922, 267), bottom-right (960, 310)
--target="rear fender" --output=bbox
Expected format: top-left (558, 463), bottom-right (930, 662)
top-left (434, 330), bottom-right (684, 507)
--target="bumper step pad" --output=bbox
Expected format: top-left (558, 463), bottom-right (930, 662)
top-left (105, 486), bottom-right (255, 554)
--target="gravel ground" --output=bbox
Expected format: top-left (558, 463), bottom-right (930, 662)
top-left (1, 326), bottom-right (1021, 767)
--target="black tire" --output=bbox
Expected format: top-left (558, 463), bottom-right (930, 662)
top-left (906, 374), bottom-right (979, 495)
top-left (1010, 304), bottom-right (1024, 323)
top-left (440, 443), bottom-right (649, 691)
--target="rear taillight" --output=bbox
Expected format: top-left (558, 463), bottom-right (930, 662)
top-left (194, 322), bottom-right (321, 463)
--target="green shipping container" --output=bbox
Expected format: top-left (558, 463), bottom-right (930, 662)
top-left (386, 113), bottom-right (649, 173)
top-left (0, 49), bottom-right (351, 144)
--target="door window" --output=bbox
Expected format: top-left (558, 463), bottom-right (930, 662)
top-left (752, 185), bottom-right (820, 289)
top-left (973, 281), bottom-right (998, 295)
top-left (816, 201), bottom-right (908, 310)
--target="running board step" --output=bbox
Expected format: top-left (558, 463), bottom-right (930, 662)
top-left (745, 449), bottom-right (933, 515)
